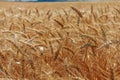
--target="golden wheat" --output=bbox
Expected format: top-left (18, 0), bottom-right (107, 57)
top-left (0, 2), bottom-right (120, 80)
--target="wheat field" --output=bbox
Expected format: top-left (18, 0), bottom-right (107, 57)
top-left (0, 2), bottom-right (120, 80)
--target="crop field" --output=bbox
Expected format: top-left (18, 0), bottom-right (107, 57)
top-left (0, 2), bottom-right (120, 80)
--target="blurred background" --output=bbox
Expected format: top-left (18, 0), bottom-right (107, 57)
top-left (0, 0), bottom-right (118, 2)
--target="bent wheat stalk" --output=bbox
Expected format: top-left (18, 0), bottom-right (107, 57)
top-left (71, 6), bottom-right (83, 18)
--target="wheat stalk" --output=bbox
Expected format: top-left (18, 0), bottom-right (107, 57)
top-left (71, 6), bottom-right (83, 18)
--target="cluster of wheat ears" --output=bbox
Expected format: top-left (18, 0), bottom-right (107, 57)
top-left (0, 3), bottom-right (120, 80)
